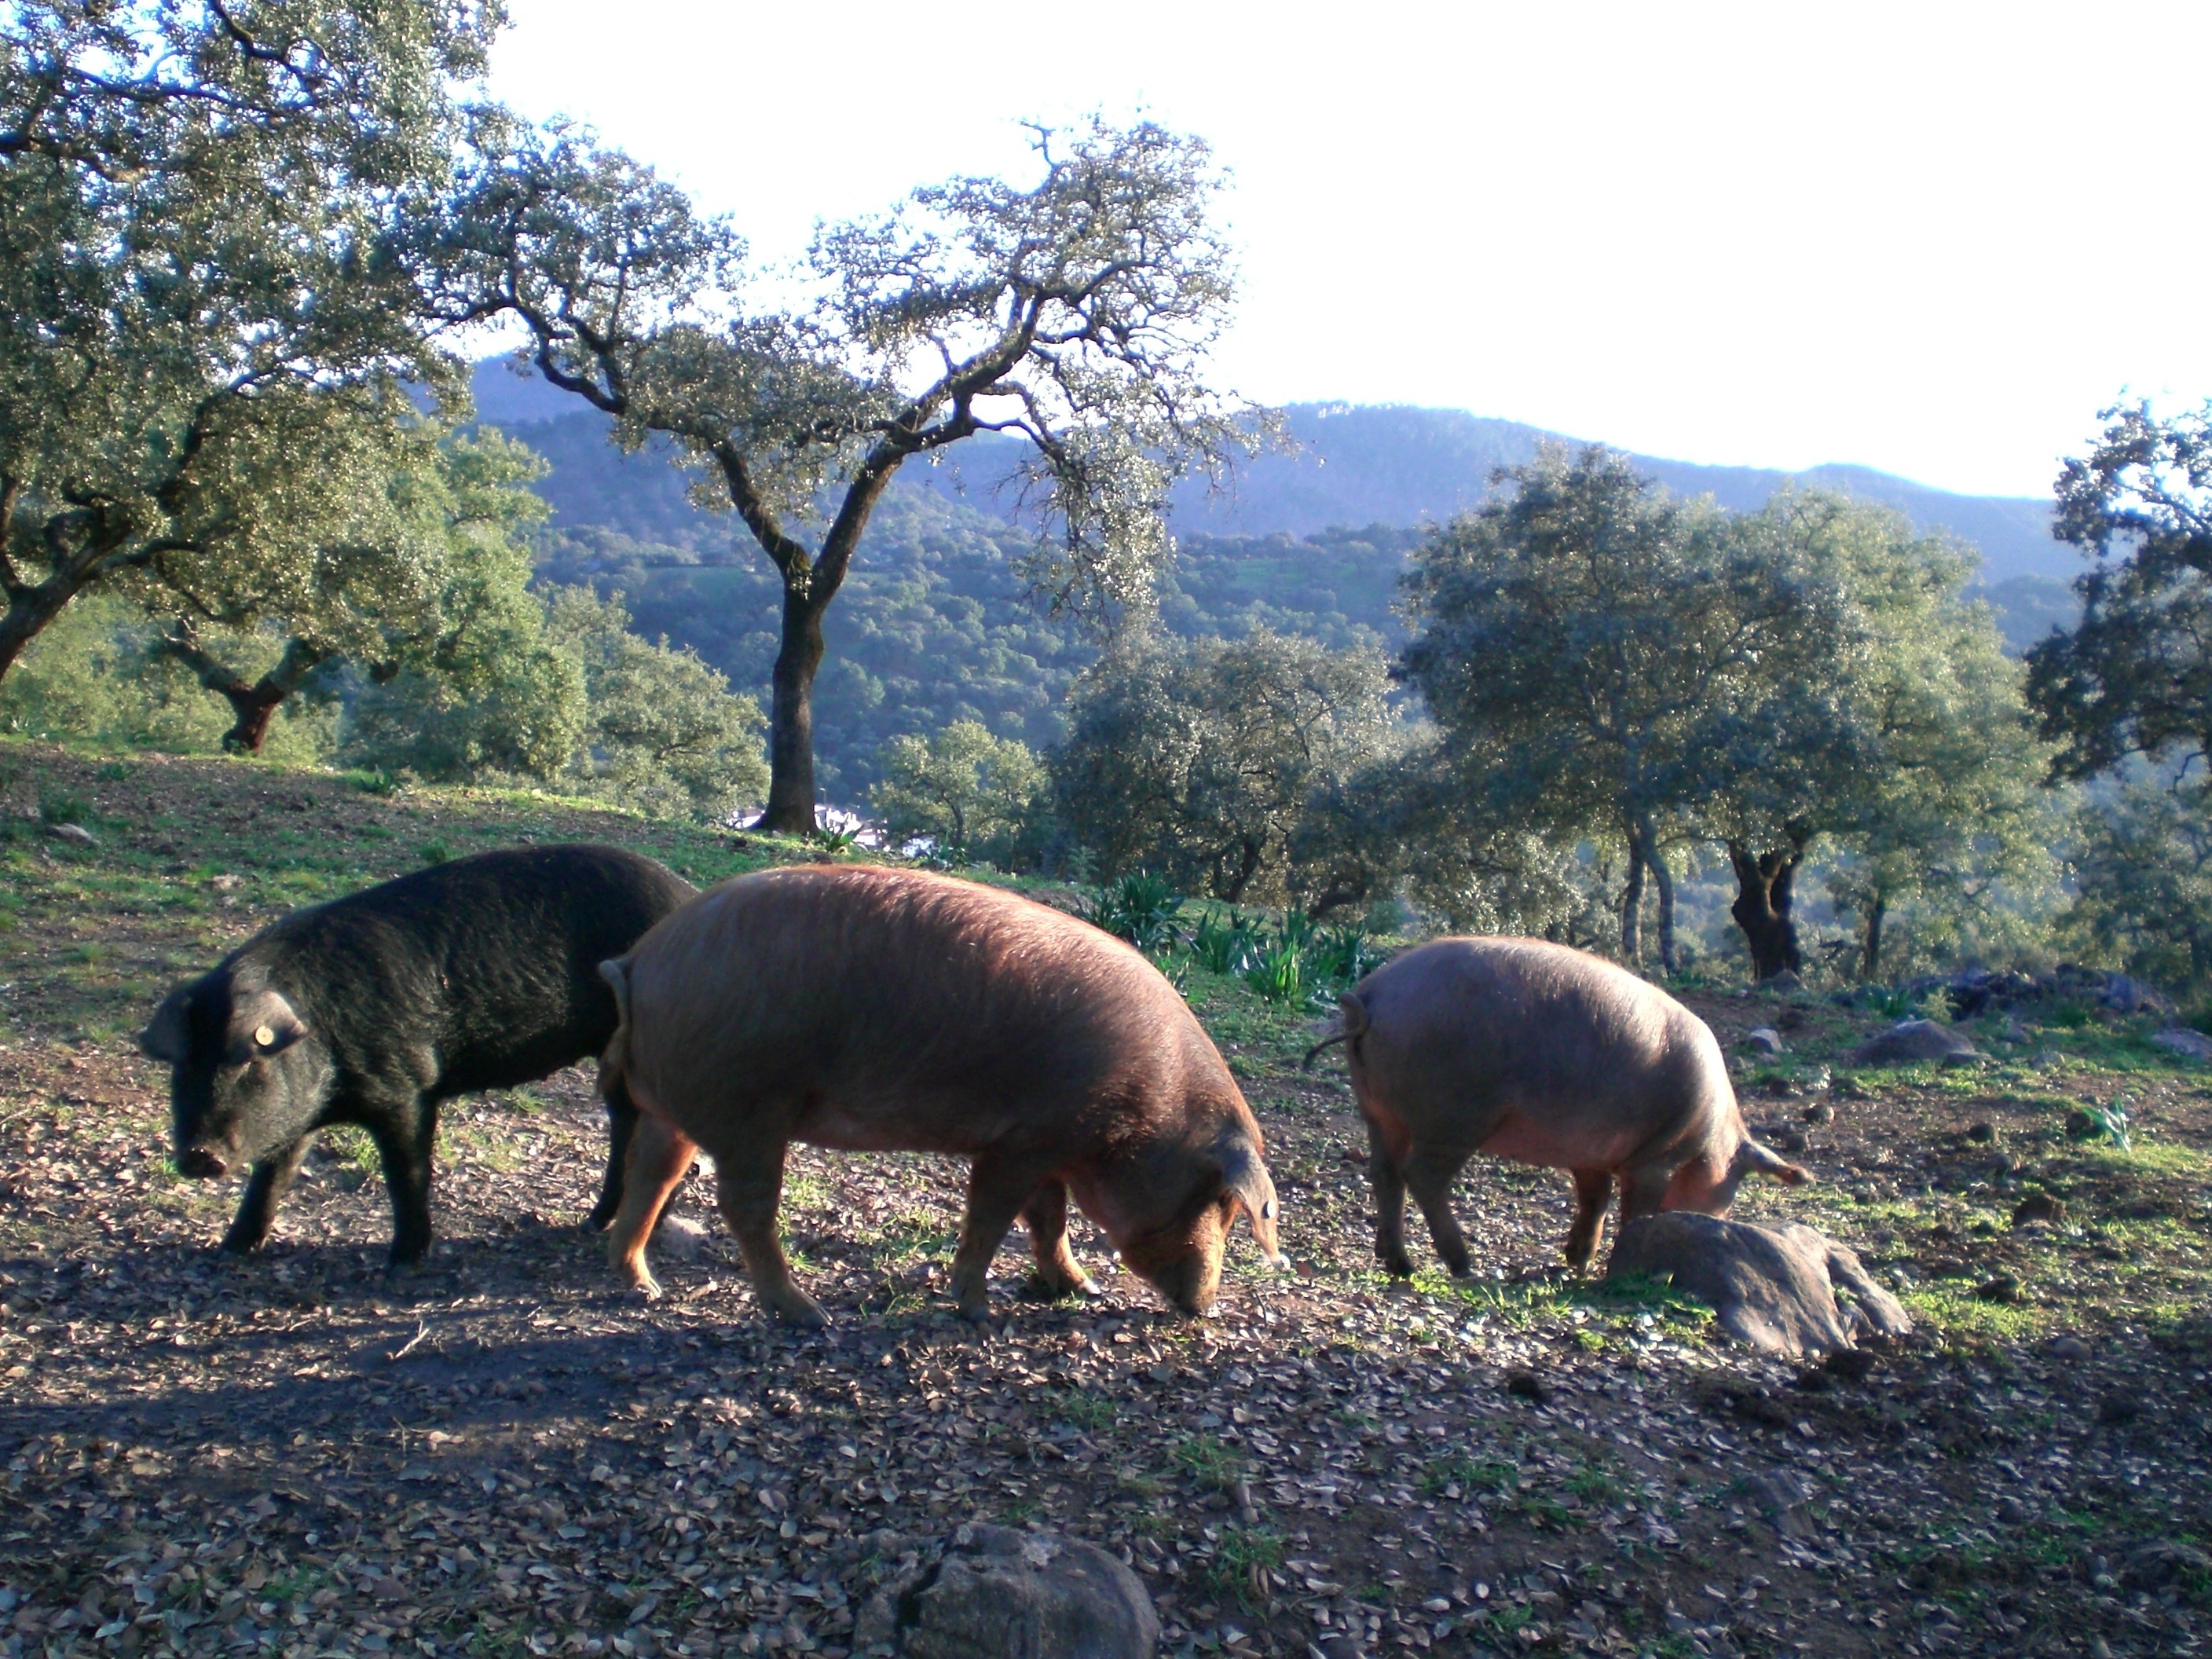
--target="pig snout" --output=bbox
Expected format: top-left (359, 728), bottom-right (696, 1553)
top-left (176, 1143), bottom-right (229, 1179)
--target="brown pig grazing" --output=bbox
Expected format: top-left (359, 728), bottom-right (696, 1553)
top-left (596, 866), bottom-right (1284, 1324)
top-left (1306, 937), bottom-right (1810, 1276)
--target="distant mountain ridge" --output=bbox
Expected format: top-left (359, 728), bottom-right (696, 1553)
top-left (472, 360), bottom-right (2079, 794)
top-left (470, 360), bottom-right (2074, 582)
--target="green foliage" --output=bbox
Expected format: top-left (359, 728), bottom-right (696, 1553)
top-left (869, 720), bottom-right (1043, 862)
top-left (1188, 907), bottom-right (1262, 975)
top-left (1053, 628), bottom-right (1398, 906)
top-left (0, 590), bottom-right (335, 763)
top-left (2027, 401), bottom-right (2212, 780)
top-left (2067, 1097), bottom-right (2134, 1152)
top-left (1242, 936), bottom-right (1306, 1004)
top-left (1086, 871), bottom-right (1179, 952)
top-left (544, 588), bottom-right (769, 824)
top-left (0, 0), bottom-right (493, 676)
top-left (2066, 776), bottom-right (2212, 990)
top-left (1401, 449), bottom-right (2055, 980)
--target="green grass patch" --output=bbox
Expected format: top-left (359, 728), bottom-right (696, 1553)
top-left (1170, 1431), bottom-right (1246, 1492)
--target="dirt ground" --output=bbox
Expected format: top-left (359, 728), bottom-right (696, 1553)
top-left (2, 741), bottom-right (2209, 1659)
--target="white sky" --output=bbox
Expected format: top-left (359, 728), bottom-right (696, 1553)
top-left (485, 2), bottom-right (2210, 500)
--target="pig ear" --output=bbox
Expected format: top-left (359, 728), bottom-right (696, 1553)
top-left (138, 988), bottom-right (192, 1064)
top-left (1219, 1140), bottom-right (1286, 1267)
top-left (238, 991), bottom-right (309, 1059)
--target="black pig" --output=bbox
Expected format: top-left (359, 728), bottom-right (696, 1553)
top-left (138, 844), bottom-right (695, 1268)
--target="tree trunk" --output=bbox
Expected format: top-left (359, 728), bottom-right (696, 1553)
top-left (1638, 818), bottom-right (1678, 975)
top-left (1219, 837), bottom-right (1265, 903)
top-left (1727, 839), bottom-right (1806, 982)
top-left (756, 591), bottom-right (827, 834)
top-left (158, 628), bottom-right (330, 755)
top-left (0, 581), bottom-right (80, 683)
top-left (1862, 895), bottom-right (1887, 983)
top-left (1620, 830), bottom-right (1646, 967)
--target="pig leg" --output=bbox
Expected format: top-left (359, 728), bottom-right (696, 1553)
top-left (950, 1157), bottom-right (1045, 1321)
top-left (1018, 1178), bottom-right (1097, 1300)
top-left (1563, 1168), bottom-right (1614, 1269)
top-left (585, 1077), bottom-right (639, 1232)
top-left (1402, 1144), bottom-right (1478, 1278)
top-left (606, 1112), bottom-right (698, 1302)
top-left (714, 1139), bottom-right (826, 1328)
top-left (369, 1099), bottom-right (440, 1269)
top-left (1367, 1117), bottom-right (1416, 1278)
top-left (219, 1135), bottom-right (312, 1255)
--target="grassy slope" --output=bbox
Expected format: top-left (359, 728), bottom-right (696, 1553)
top-left (2, 738), bottom-right (2209, 1659)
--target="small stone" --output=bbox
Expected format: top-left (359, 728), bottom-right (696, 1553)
top-left (2097, 1392), bottom-right (2141, 1426)
top-left (655, 1215), bottom-right (710, 1260)
top-left (1802, 1101), bottom-right (1834, 1125)
top-left (1965, 1121), bottom-right (1996, 1143)
top-left (2032, 1049), bottom-right (2062, 1068)
top-left (1973, 1275), bottom-right (2022, 1305)
top-left (1744, 1027), bottom-right (1786, 1057)
top-left (45, 821), bottom-right (97, 846)
top-left (852, 1523), bottom-right (1158, 1658)
top-left (2046, 1335), bottom-right (2092, 1364)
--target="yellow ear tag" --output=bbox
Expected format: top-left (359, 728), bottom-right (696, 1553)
top-left (254, 1024), bottom-right (276, 1049)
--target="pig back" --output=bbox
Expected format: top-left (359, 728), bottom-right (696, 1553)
top-left (1349, 937), bottom-right (1729, 1159)
top-left (251, 844), bottom-right (694, 1096)
top-left (617, 866), bottom-right (1232, 1160)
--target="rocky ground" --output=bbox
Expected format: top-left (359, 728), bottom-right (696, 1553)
top-left (2, 742), bottom-right (2209, 1659)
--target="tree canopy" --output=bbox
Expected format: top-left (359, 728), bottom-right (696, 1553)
top-left (0, 0), bottom-right (496, 679)
top-left (1052, 628), bottom-right (1396, 906)
top-left (2026, 401), bottom-right (2212, 779)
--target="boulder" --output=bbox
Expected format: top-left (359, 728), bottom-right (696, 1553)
top-left (2100, 973), bottom-right (2174, 1016)
top-left (1607, 1213), bottom-right (1914, 1358)
top-left (2152, 1027), bottom-right (2212, 1063)
top-left (853, 1524), bottom-right (1159, 1659)
top-left (1847, 1019), bottom-right (1982, 1068)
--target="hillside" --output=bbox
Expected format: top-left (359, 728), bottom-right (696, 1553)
top-left (3, 741), bottom-right (2209, 1659)
top-left (476, 363), bottom-right (2082, 795)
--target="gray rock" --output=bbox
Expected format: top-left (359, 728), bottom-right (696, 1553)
top-left (1743, 1027), bottom-right (1786, 1057)
top-left (853, 1524), bottom-right (1159, 1659)
top-left (1847, 1019), bottom-right (1982, 1068)
top-left (2100, 973), bottom-right (2174, 1016)
top-left (654, 1214), bottom-right (710, 1260)
top-left (2046, 1335), bottom-right (2092, 1364)
top-left (2122, 1541), bottom-right (2210, 1591)
top-left (2152, 1027), bottom-right (2212, 1062)
top-left (44, 821), bottom-right (97, 847)
top-left (1607, 1213), bottom-right (1913, 1358)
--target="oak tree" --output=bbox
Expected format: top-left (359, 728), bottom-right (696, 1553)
top-left (0, 0), bottom-right (495, 679)
top-left (431, 117), bottom-right (1263, 831)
